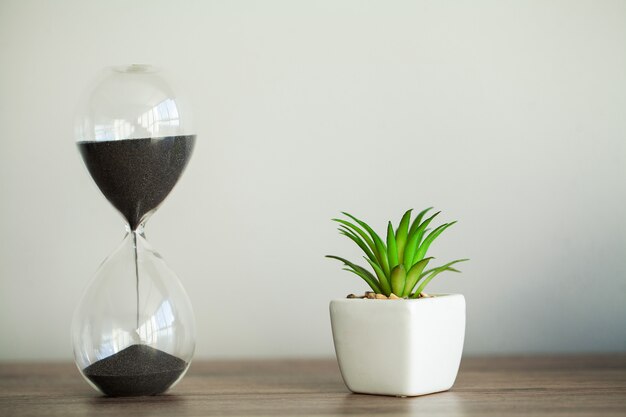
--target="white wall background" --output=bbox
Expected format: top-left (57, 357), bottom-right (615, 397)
top-left (1, 0), bottom-right (625, 361)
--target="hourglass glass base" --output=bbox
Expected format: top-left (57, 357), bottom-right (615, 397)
top-left (82, 345), bottom-right (188, 396)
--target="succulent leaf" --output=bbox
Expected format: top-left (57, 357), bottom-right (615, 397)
top-left (338, 227), bottom-right (377, 264)
top-left (403, 257), bottom-right (433, 296)
top-left (413, 221), bottom-right (457, 264)
top-left (333, 219), bottom-right (376, 254)
top-left (418, 228), bottom-right (431, 247)
top-left (364, 257), bottom-right (391, 296)
top-left (395, 209), bottom-right (412, 264)
top-left (404, 211), bottom-right (439, 268)
top-left (402, 237), bottom-right (419, 270)
top-left (326, 255), bottom-right (382, 293)
top-left (390, 264), bottom-right (406, 297)
top-left (386, 221), bottom-right (399, 269)
top-left (341, 212), bottom-right (390, 277)
top-left (409, 212), bottom-right (440, 247)
top-left (419, 259), bottom-right (468, 279)
top-left (408, 207), bottom-right (433, 237)
top-left (342, 269), bottom-right (382, 294)
top-left (411, 259), bottom-right (469, 298)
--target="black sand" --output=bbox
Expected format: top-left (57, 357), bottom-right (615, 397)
top-left (83, 344), bottom-right (187, 396)
top-left (78, 135), bottom-right (195, 230)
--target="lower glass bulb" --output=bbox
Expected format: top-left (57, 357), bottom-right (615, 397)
top-left (71, 228), bottom-right (196, 396)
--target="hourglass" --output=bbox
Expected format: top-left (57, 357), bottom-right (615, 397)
top-left (73, 65), bottom-right (196, 396)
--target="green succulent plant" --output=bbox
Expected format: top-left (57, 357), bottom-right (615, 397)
top-left (326, 208), bottom-right (468, 298)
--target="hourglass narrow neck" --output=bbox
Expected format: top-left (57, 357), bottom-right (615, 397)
top-left (125, 222), bottom-right (147, 237)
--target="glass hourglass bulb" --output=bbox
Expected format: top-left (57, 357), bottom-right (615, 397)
top-left (73, 65), bottom-right (196, 396)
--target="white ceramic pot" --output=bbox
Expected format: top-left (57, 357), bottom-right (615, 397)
top-left (329, 294), bottom-right (465, 397)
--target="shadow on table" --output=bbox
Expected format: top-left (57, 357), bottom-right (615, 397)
top-left (85, 394), bottom-right (189, 416)
top-left (334, 391), bottom-right (468, 416)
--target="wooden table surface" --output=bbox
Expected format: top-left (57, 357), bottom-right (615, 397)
top-left (1, 355), bottom-right (625, 417)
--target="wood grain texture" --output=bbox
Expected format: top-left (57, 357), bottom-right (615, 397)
top-left (1, 356), bottom-right (625, 417)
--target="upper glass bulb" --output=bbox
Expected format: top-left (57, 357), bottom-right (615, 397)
top-left (75, 65), bottom-right (196, 230)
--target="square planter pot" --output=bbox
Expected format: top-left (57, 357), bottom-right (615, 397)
top-left (329, 294), bottom-right (465, 397)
